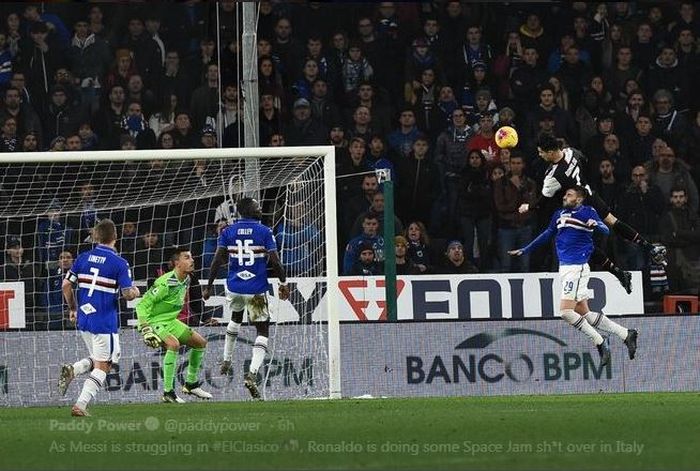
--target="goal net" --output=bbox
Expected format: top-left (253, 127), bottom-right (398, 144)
top-left (0, 147), bottom-right (340, 406)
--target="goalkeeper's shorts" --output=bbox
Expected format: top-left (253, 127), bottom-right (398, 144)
top-left (152, 319), bottom-right (193, 343)
top-left (225, 290), bottom-right (270, 323)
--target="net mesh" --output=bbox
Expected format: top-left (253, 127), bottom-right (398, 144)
top-left (0, 152), bottom-right (331, 405)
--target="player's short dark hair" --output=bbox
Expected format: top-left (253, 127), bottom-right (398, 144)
top-left (570, 185), bottom-right (588, 198)
top-left (537, 134), bottom-right (561, 152)
top-left (171, 246), bottom-right (190, 263)
top-left (237, 197), bottom-right (259, 219)
top-left (93, 219), bottom-right (117, 244)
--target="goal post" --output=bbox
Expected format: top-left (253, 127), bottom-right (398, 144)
top-left (0, 145), bottom-right (341, 405)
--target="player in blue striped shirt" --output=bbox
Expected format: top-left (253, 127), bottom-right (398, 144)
top-left (59, 219), bottom-right (140, 416)
top-left (510, 187), bottom-right (638, 366)
top-left (203, 197), bottom-right (289, 399)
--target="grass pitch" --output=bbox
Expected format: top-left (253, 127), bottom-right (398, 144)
top-left (1, 393), bottom-right (698, 470)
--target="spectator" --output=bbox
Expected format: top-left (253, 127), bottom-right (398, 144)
top-left (285, 98), bottom-right (326, 146)
top-left (159, 49), bottom-right (192, 107)
top-left (388, 108), bottom-right (420, 159)
top-left (342, 170), bottom-right (376, 237)
top-left (658, 187), bottom-right (700, 293)
top-left (468, 111), bottom-right (499, 164)
top-left (292, 58), bottom-right (320, 101)
top-left (190, 63), bottom-right (220, 132)
top-left (120, 101), bottom-right (156, 150)
top-left (36, 201), bottom-right (75, 266)
top-left (493, 153), bottom-right (537, 272)
top-left (458, 150), bottom-right (492, 268)
top-left (524, 84), bottom-right (578, 148)
top-left (651, 89), bottom-right (689, 155)
top-left (631, 21), bottom-right (656, 71)
top-left (348, 241), bottom-right (383, 276)
top-left (126, 74), bottom-right (157, 117)
top-left (5, 13), bottom-right (22, 58)
top-left (351, 191), bottom-right (404, 237)
top-left (78, 123), bottom-right (98, 150)
top-left (93, 84), bottom-right (126, 150)
top-left (171, 111), bottom-right (198, 149)
top-left (305, 35), bottom-right (337, 88)
top-left (602, 46), bottom-right (642, 101)
top-left (616, 165), bottom-right (665, 270)
top-left (0, 31), bottom-right (12, 87)
top-left (134, 229), bottom-right (164, 281)
top-left (0, 237), bottom-right (41, 315)
top-left (627, 113), bottom-right (656, 167)
top-left (43, 86), bottom-right (82, 148)
top-left (548, 75), bottom-right (571, 112)
top-left (309, 79), bottom-right (341, 130)
top-left (437, 240), bottom-right (478, 274)
top-left (105, 48), bottom-right (139, 92)
top-left (119, 16), bottom-right (162, 87)
top-left (353, 82), bottom-right (392, 137)
top-left (65, 134), bottom-right (81, 152)
top-left (346, 105), bottom-right (374, 144)
top-left (19, 22), bottom-right (65, 113)
top-left (341, 42), bottom-right (373, 97)
top-left (591, 157), bottom-right (626, 212)
top-left (492, 31), bottom-right (523, 103)
top-left (44, 250), bottom-right (74, 320)
top-left (259, 92), bottom-right (285, 146)
top-left (557, 44), bottom-right (593, 110)
top-left (67, 19), bottom-right (111, 115)
top-left (366, 135), bottom-right (396, 179)
top-left (548, 32), bottom-right (591, 74)
top-left (271, 18), bottom-right (305, 81)
top-left (20, 131), bottom-right (39, 152)
top-left (404, 37), bottom-right (441, 87)
top-left (343, 214), bottom-right (384, 275)
top-left (404, 221), bottom-right (432, 273)
top-left (435, 108), bottom-right (472, 234)
top-left (258, 56), bottom-right (285, 108)
top-left (510, 47), bottom-right (548, 118)
top-left (646, 46), bottom-right (690, 111)
top-left (0, 117), bottom-right (19, 152)
top-left (149, 94), bottom-right (178, 139)
top-left (648, 145), bottom-right (699, 213)
top-left (394, 235), bottom-right (420, 275)
top-left (0, 87), bottom-right (42, 143)
top-left (519, 13), bottom-right (551, 58)
top-left (461, 24), bottom-right (493, 75)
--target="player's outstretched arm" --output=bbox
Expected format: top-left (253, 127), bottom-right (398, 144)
top-left (268, 251), bottom-right (289, 300)
top-left (514, 211), bottom-right (559, 256)
top-left (203, 247), bottom-right (228, 300)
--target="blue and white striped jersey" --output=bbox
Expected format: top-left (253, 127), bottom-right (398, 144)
top-left (521, 205), bottom-right (610, 265)
top-left (218, 218), bottom-right (277, 294)
top-left (66, 245), bottom-right (133, 334)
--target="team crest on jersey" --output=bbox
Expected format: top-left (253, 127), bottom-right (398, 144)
top-left (80, 303), bottom-right (96, 315)
top-left (237, 270), bottom-right (256, 281)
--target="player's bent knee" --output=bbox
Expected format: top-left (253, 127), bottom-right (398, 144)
top-left (93, 360), bottom-right (111, 372)
top-left (254, 321), bottom-right (270, 338)
top-left (164, 337), bottom-right (180, 351)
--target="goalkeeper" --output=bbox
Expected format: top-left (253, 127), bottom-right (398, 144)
top-left (136, 247), bottom-right (213, 403)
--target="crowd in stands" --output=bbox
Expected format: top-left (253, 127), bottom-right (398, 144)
top-left (1, 2), bottom-right (700, 328)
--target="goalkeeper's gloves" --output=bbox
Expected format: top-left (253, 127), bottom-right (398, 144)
top-left (140, 325), bottom-right (162, 349)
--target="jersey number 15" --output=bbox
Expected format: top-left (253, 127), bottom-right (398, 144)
top-left (233, 239), bottom-right (255, 266)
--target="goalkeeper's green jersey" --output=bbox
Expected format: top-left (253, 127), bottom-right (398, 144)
top-left (136, 270), bottom-right (190, 325)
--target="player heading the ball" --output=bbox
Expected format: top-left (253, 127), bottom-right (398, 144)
top-left (59, 219), bottom-right (140, 416)
top-left (203, 197), bottom-right (290, 400)
top-left (136, 248), bottom-right (213, 403)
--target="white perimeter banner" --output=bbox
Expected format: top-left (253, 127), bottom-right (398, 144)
top-left (152, 271), bottom-right (643, 323)
top-left (0, 282), bottom-right (26, 329)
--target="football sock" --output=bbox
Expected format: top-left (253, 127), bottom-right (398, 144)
top-left (585, 311), bottom-right (629, 340)
top-left (223, 320), bottom-right (240, 362)
top-left (72, 358), bottom-right (93, 375)
top-left (613, 220), bottom-right (652, 250)
top-left (592, 248), bottom-right (625, 276)
top-left (163, 349), bottom-right (178, 392)
top-left (75, 368), bottom-right (106, 410)
top-left (186, 348), bottom-right (205, 384)
top-left (561, 309), bottom-right (604, 345)
top-left (249, 336), bottom-right (268, 375)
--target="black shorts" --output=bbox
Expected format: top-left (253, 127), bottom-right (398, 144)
top-left (585, 193), bottom-right (611, 219)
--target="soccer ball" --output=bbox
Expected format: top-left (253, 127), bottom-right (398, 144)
top-left (495, 126), bottom-right (519, 149)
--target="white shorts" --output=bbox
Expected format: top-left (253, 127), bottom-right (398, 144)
top-left (80, 331), bottom-right (121, 363)
top-left (559, 263), bottom-right (590, 302)
top-left (225, 290), bottom-right (270, 323)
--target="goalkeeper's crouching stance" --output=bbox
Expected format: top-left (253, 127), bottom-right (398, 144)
top-left (136, 248), bottom-right (212, 403)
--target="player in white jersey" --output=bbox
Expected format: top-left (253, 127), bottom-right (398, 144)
top-left (203, 197), bottom-right (290, 399)
top-left (59, 219), bottom-right (140, 416)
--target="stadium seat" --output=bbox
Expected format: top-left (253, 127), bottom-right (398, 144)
top-left (662, 295), bottom-right (699, 314)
